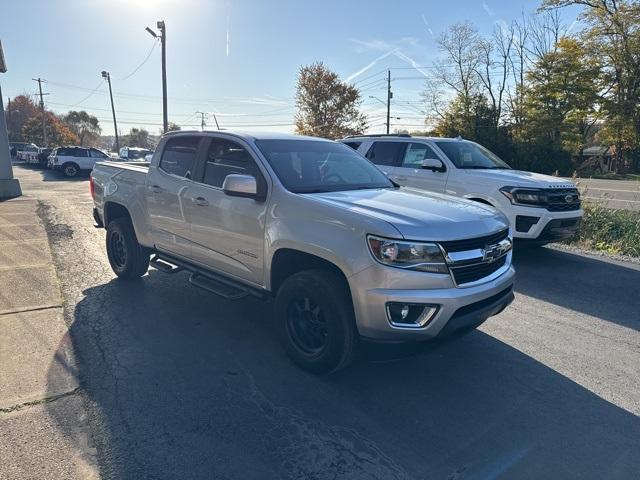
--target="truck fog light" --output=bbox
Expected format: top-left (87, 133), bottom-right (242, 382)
top-left (386, 303), bottom-right (439, 328)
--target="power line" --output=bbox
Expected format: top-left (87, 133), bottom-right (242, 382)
top-left (118, 40), bottom-right (159, 81)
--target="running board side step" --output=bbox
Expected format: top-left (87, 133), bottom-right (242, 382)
top-left (150, 255), bottom-right (184, 274)
top-left (188, 272), bottom-right (248, 300)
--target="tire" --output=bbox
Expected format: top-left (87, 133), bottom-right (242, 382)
top-left (274, 269), bottom-right (358, 374)
top-left (105, 217), bottom-right (150, 279)
top-left (62, 163), bottom-right (80, 177)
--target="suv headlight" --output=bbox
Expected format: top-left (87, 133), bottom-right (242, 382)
top-left (367, 236), bottom-right (448, 273)
top-left (500, 186), bottom-right (547, 206)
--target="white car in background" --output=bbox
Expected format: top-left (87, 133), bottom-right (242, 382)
top-left (48, 146), bottom-right (110, 177)
top-left (342, 135), bottom-right (583, 245)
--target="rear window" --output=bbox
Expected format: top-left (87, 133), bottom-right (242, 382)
top-left (159, 136), bottom-right (200, 178)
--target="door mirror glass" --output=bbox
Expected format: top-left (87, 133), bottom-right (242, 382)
top-left (222, 174), bottom-right (258, 199)
top-left (421, 158), bottom-right (445, 172)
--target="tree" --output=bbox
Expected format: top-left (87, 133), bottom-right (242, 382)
top-left (22, 112), bottom-right (78, 146)
top-left (5, 95), bottom-right (39, 142)
top-left (63, 111), bottom-right (101, 146)
top-left (124, 128), bottom-right (153, 148)
top-left (294, 62), bottom-right (367, 138)
top-left (543, 0), bottom-right (640, 172)
top-left (516, 37), bottom-right (601, 173)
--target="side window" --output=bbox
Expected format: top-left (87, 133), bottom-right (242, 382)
top-left (401, 143), bottom-right (440, 168)
top-left (202, 138), bottom-right (259, 188)
top-left (343, 141), bottom-right (362, 151)
top-left (159, 136), bottom-right (200, 178)
top-left (365, 141), bottom-right (405, 166)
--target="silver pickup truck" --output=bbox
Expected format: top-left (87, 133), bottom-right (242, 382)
top-left (90, 131), bottom-right (515, 373)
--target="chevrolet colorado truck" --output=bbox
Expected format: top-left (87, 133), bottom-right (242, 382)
top-left (342, 135), bottom-right (583, 245)
top-left (90, 131), bottom-right (515, 373)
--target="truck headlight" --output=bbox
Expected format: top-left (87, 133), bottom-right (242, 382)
top-left (500, 186), bottom-right (547, 206)
top-left (367, 236), bottom-right (448, 273)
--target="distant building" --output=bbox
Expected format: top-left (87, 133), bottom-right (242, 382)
top-left (574, 145), bottom-right (614, 173)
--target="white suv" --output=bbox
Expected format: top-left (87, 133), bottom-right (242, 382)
top-left (48, 146), bottom-right (110, 177)
top-left (342, 135), bottom-right (583, 244)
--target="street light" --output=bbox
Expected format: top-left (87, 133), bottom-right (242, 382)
top-left (146, 20), bottom-right (168, 133)
top-left (102, 71), bottom-right (119, 153)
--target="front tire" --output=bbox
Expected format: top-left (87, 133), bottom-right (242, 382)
top-left (106, 217), bottom-right (150, 279)
top-left (275, 269), bottom-right (357, 374)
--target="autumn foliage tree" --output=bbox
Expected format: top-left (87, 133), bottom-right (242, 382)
top-left (295, 62), bottom-right (367, 139)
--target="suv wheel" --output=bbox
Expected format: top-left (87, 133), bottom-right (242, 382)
top-left (62, 163), bottom-right (79, 177)
top-left (106, 217), bottom-right (150, 279)
top-left (275, 269), bottom-right (357, 374)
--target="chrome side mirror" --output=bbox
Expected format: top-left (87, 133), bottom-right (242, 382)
top-left (222, 174), bottom-right (259, 199)
top-left (421, 158), bottom-right (446, 172)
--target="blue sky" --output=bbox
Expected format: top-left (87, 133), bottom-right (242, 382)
top-left (0, 0), bottom-right (581, 136)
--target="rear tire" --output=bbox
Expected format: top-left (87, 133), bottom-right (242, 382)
top-left (106, 217), bottom-right (150, 279)
top-left (62, 163), bottom-right (80, 177)
top-left (275, 269), bottom-right (357, 374)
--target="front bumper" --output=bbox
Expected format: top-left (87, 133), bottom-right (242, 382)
top-left (349, 261), bottom-right (515, 341)
top-left (508, 205), bottom-right (582, 242)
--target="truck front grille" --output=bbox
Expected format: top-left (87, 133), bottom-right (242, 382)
top-left (545, 188), bottom-right (581, 212)
top-left (449, 256), bottom-right (507, 285)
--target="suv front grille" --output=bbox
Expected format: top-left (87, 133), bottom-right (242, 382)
top-left (449, 256), bottom-right (507, 285)
top-left (439, 228), bottom-right (509, 253)
top-left (545, 188), bottom-right (581, 212)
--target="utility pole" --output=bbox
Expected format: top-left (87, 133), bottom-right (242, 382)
top-left (101, 71), bottom-right (119, 152)
top-left (146, 20), bottom-right (168, 133)
top-left (196, 111), bottom-right (207, 130)
top-left (386, 70), bottom-right (392, 135)
top-left (32, 78), bottom-right (49, 146)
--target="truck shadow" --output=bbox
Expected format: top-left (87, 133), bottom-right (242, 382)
top-left (512, 246), bottom-right (640, 331)
top-left (46, 270), bottom-right (640, 479)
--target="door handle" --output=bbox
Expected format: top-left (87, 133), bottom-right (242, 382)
top-left (150, 185), bottom-right (163, 193)
top-left (192, 196), bottom-right (209, 207)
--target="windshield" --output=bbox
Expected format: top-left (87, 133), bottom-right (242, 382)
top-left (435, 141), bottom-right (511, 169)
top-left (256, 139), bottom-right (394, 193)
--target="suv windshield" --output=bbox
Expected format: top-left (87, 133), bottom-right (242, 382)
top-left (435, 141), bottom-right (511, 170)
top-left (256, 139), bottom-right (394, 193)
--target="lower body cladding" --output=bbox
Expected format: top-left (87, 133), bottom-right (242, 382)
top-left (510, 206), bottom-right (583, 243)
top-left (349, 260), bottom-right (516, 342)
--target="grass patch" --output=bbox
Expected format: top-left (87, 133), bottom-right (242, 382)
top-left (565, 202), bottom-right (640, 257)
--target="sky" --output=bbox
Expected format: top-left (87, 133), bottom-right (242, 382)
top-left (0, 0), bottom-right (582, 136)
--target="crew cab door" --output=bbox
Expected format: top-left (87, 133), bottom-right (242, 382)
top-left (145, 135), bottom-right (203, 259)
top-left (182, 136), bottom-right (268, 286)
top-left (394, 142), bottom-right (448, 193)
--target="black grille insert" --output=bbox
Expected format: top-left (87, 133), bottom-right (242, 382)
top-left (440, 229), bottom-right (509, 253)
top-left (450, 256), bottom-right (507, 285)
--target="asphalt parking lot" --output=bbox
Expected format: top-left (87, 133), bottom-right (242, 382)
top-left (5, 163), bottom-right (640, 479)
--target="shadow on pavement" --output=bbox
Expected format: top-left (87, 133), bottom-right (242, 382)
top-left (46, 269), bottom-right (640, 479)
top-left (513, 247), bottom-right (640, 331)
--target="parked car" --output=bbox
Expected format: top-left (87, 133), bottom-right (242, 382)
top-left (90, 131), bottom-right (515, 373)
top-left (119, 146), bottom-right (154, 161)
top-left (48, 146), bottom-right (110, 177)
top-left (12, 142), bottom-right (39, 161)
top-left (342, 134), bottom-right (583, 245)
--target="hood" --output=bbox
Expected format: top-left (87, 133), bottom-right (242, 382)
top-left (306, 188), bottom-right (508, 241)
top-left (465, 169), bottom-right (576, 188)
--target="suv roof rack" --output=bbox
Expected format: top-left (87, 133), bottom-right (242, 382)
top-left (344, 133), bottom-right (412, 139)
